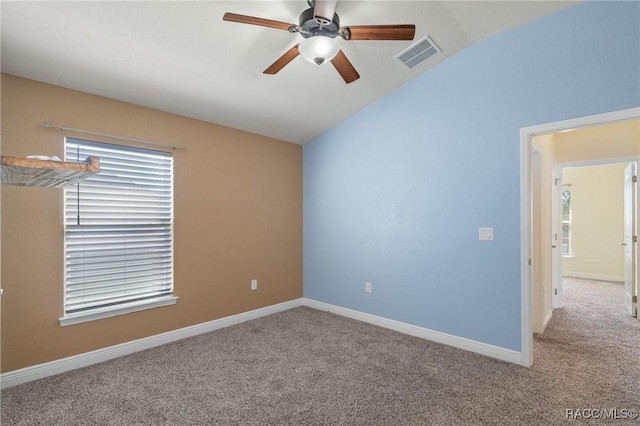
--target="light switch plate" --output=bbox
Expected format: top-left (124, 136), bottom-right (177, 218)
top-left (479, 227), bottom-right (494, 241)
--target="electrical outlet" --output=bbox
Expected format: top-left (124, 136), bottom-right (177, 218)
top-left (365, 282), bottom-right (372, 293)
top-left (251, 279), bottom-right (257, 290)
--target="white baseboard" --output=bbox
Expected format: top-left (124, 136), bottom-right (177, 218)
top-left (302, 298), bottom-right (526, 366)
top-left (2, 297), bottom-right (528, 389)
top-left (563, 272), bottom-right (624, 282)
top-left (533, 308), bottom-right (554, 334)
top-left (542, 309), bottom-right (553, 332)
top-left (1, 298), bottom-right (304, 389)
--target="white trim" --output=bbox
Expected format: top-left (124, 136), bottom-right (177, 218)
top-left (551, 163), bottom-right (563, 309)
top-left (522, 108), bottom-right (640, 137)
top-left (59, 296), bottom-right (179, 326)
top-left (520, 107), bottom-right (640, 368)
top-left (520, 125), bottom-right (534, 367)
top-left (3, 296), bottom-right (530, 389)
top-left (2, 298), bottom-right (303, 389)
top-left (302, 298), bottom-right (525, 366)
top-left (541, 309), bottom-right (553, 333)
top-left (563, 272), bottom-right (625, 283)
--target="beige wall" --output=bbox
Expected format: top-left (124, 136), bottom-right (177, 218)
top-left (555, 119), bottom-right (638, 281)
top-left (0, 74), bottom-right (302, 372)
top-left (554, 120), bottom-right (640, 163)
top-left (562, 163), bottom-right (627, 281)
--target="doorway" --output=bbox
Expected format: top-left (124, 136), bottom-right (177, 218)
top-left (520, 107), bottom-right (640, 367)
top-left (558, 161), bottom-right (635, 313)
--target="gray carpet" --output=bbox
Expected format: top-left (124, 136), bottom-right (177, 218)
top-left (2, 278), bottom-right (639, 425)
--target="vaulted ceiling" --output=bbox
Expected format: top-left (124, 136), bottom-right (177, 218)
top-left (1, 1), bottom-right (577, 144)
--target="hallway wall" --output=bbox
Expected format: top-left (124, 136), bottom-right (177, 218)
top-left (562, 163), bottom-right (628, 281)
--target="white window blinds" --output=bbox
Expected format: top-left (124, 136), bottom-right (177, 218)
top-left (64, 138), bottom-right (174, 314)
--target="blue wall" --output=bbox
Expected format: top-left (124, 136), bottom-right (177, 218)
top-left (303, 2), bottom-right (640, 351)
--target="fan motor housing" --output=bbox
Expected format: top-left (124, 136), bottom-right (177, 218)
top-left (299, 8), bottom-right (340, 38)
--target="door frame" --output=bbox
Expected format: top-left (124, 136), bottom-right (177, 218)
top-left (551, 164), bottom-right (562, 309)
top-left (624, 162), bottom-right (638, 317)
top-left (519, 107), bottom-right (640, 367)
top-left (530, 147), bottom-right (544, 332)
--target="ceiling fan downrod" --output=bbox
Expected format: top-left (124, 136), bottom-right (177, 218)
top-left (308, 0), bottom-right (338, 26)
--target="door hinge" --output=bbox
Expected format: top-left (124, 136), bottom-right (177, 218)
top-left (528, 259), bottom-right (532, 266)
top-left (633, 175), bottom-right (637, 183)
top-left (633, 295), bottom-right (638, 303)
top-left (554, 288), bottom-right (558, 296)
top-left (554, 178), bottom-right (560, 186)
top-left (634, 235), bottom-right (638, 243)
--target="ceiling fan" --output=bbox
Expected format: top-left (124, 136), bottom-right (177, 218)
top-left (223, 0), bottom-right (416, 84)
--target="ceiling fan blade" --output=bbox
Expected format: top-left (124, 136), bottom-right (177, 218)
top-left (341, 24), bottom-right (416, 41)
top-left (264, 45), bottom-right (300, 75)
top-left (223, 13), bottom-right (294, 31)
top-left (331, 50), bottom-right (360, 84)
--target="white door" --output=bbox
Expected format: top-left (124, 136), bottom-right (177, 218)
top-left (623, 162), bottom-right (637, 317)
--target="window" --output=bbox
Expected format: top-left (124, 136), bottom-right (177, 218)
top-left (561, 186), bottom-right (571, 256)
top-left (62, 138), bottom-right (176, 326)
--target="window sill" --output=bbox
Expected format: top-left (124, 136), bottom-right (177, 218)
top-left (562, 255), bottom-right (574, 259)
top-left (59, 295), bottom-right (178, 327)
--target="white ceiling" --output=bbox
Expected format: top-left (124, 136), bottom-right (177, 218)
top-left (1, 1), bottom-right (577, 144)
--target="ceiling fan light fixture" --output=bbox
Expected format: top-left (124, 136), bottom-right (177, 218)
top-left (298, 36), bottom-right (339, 65)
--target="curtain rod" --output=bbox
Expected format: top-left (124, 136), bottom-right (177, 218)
top-left (42, 122), bottom-right (186, 151)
